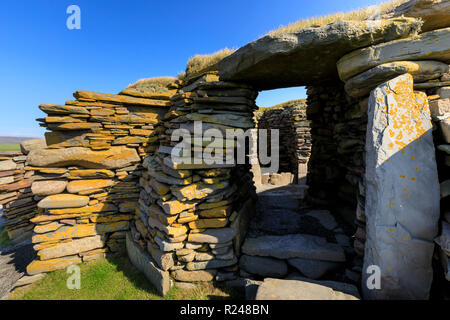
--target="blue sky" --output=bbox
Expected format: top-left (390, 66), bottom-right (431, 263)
top-left (0, 0), bottom-right (385, 138)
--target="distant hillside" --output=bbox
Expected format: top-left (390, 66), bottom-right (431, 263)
top-left (258, 99), bottom-right (306, 111)
top-left (0, 136), bottom-right (40, 145)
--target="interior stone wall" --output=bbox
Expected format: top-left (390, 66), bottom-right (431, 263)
top-left (306, 85), bottom-right (366, 222)
top-left (24, 86), bottom-right (175, 275)
top-left (256, 100), bottom-right (311, 184)
top-left (421, 79), bottom-right (450, 296)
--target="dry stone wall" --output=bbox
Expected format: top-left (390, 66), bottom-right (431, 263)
top-left (423, 74), bottom-right (450, 285)
top-left (1, 151), bottom-right (36, 244)
top-left (25, 84), bottom-right (176, 275)
top-left (130, 72), bottom-right (258, 292)
top-left (306, 85), bottom-right (366, 216)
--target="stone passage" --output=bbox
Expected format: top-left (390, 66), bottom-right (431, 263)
top-left (305, 84), bottom-right (367, 226)
top-left (255, 100), bottom-right (311, 184)
top-left (240, 185), bottom-right (353, 282)
top-left (131, 72), bottom-right (257, 293)
top-left (25, 78), bottom-right (176, 275)
top-left (218, 2), bottom-right (450, 298)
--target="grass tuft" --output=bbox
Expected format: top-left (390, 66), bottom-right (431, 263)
top-left (266, 0), bottom-right (410, 36)
top-left (124, 77), bottom-right (176, 93)
top-left (8, 256), bottom-right (242, 300)
top-left (185, 48), bottom-right (236, 78)
top-left (0, 225), bottom-right (11, 247)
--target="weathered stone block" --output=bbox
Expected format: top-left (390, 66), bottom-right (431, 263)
top-left (126, 232), bottom-right (171, 296)
top-left (239, 255), bottom-right (288, 277)
top-left (337, 27), bottom-right (450, 81)
top-left (363, 74), bottom-right (440, 299)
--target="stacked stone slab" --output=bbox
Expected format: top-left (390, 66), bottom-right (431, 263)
top-left (257, 108), bottom-right (293, 173)
top-left (1, 150), bottom-right (36, 244)
top-left (25, 81), bottom-right (176, 275)
top-left (421, 73), bottom-right (450, 284)
top-left (289, 101), bottom-right (312, 184)
top-left (306, 85), bottom-right (366, 212)
top-left (131, 72), bottom-right (258, 288)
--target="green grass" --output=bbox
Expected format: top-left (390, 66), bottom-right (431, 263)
top-left (0, 225), bottom-right (11, 247)
top-left (9, 256), bottom-right (243, 300)
top-left (0, 144), bottom-right (20, 151)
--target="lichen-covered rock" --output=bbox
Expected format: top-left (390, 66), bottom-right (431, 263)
top-left (38, 235), bottom-right (104, 260)
top-left (74, 90), bottom-right (171, 107)
top-left (337, 27), bottom-right (450, 81)
top-left (382, 0), bottom-right (450, 32)
top-left (66, 179), bottom-right (115, 194)
top-left (32, 224), bottom-right (98, 243)
top-left (20, 139), bottom-right (46, 155)
top-left (67, 169), bottom-right (115, 179)
top-left (37, 194), bottom-right (89, 209)
top-left (363, 74), bottom-right (440, 299)
top-left (39, 103), bottom-right (89, 115)
top-left (219, 18), bottom-right (421, 90)
top-left (27, 146), bottom-right (140, 169)
top-left (31, 180), bottom-right (67, 196)
top-left (170, 182), bottom-right (229, 201)
top-left (26, 255), bottom-right (82, 275)
top-left (344, 61), bottom-right (449, 97)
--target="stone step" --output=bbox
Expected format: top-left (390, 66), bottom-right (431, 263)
top-left (242, 234), bottom-right (346, 262)
top-left (254, 277), bottom-right (360, 300)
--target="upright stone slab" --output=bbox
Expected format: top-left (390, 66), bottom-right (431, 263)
top-left (126, 232), bottom-right (171, 296)
top-left (363, 74), bottom-right (440, 299)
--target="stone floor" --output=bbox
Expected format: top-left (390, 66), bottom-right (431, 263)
top-left (241, 183), bottom-right (356, 284)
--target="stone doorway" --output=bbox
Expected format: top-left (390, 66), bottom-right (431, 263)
top-left (238, 86), bottom-right (361, 293)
